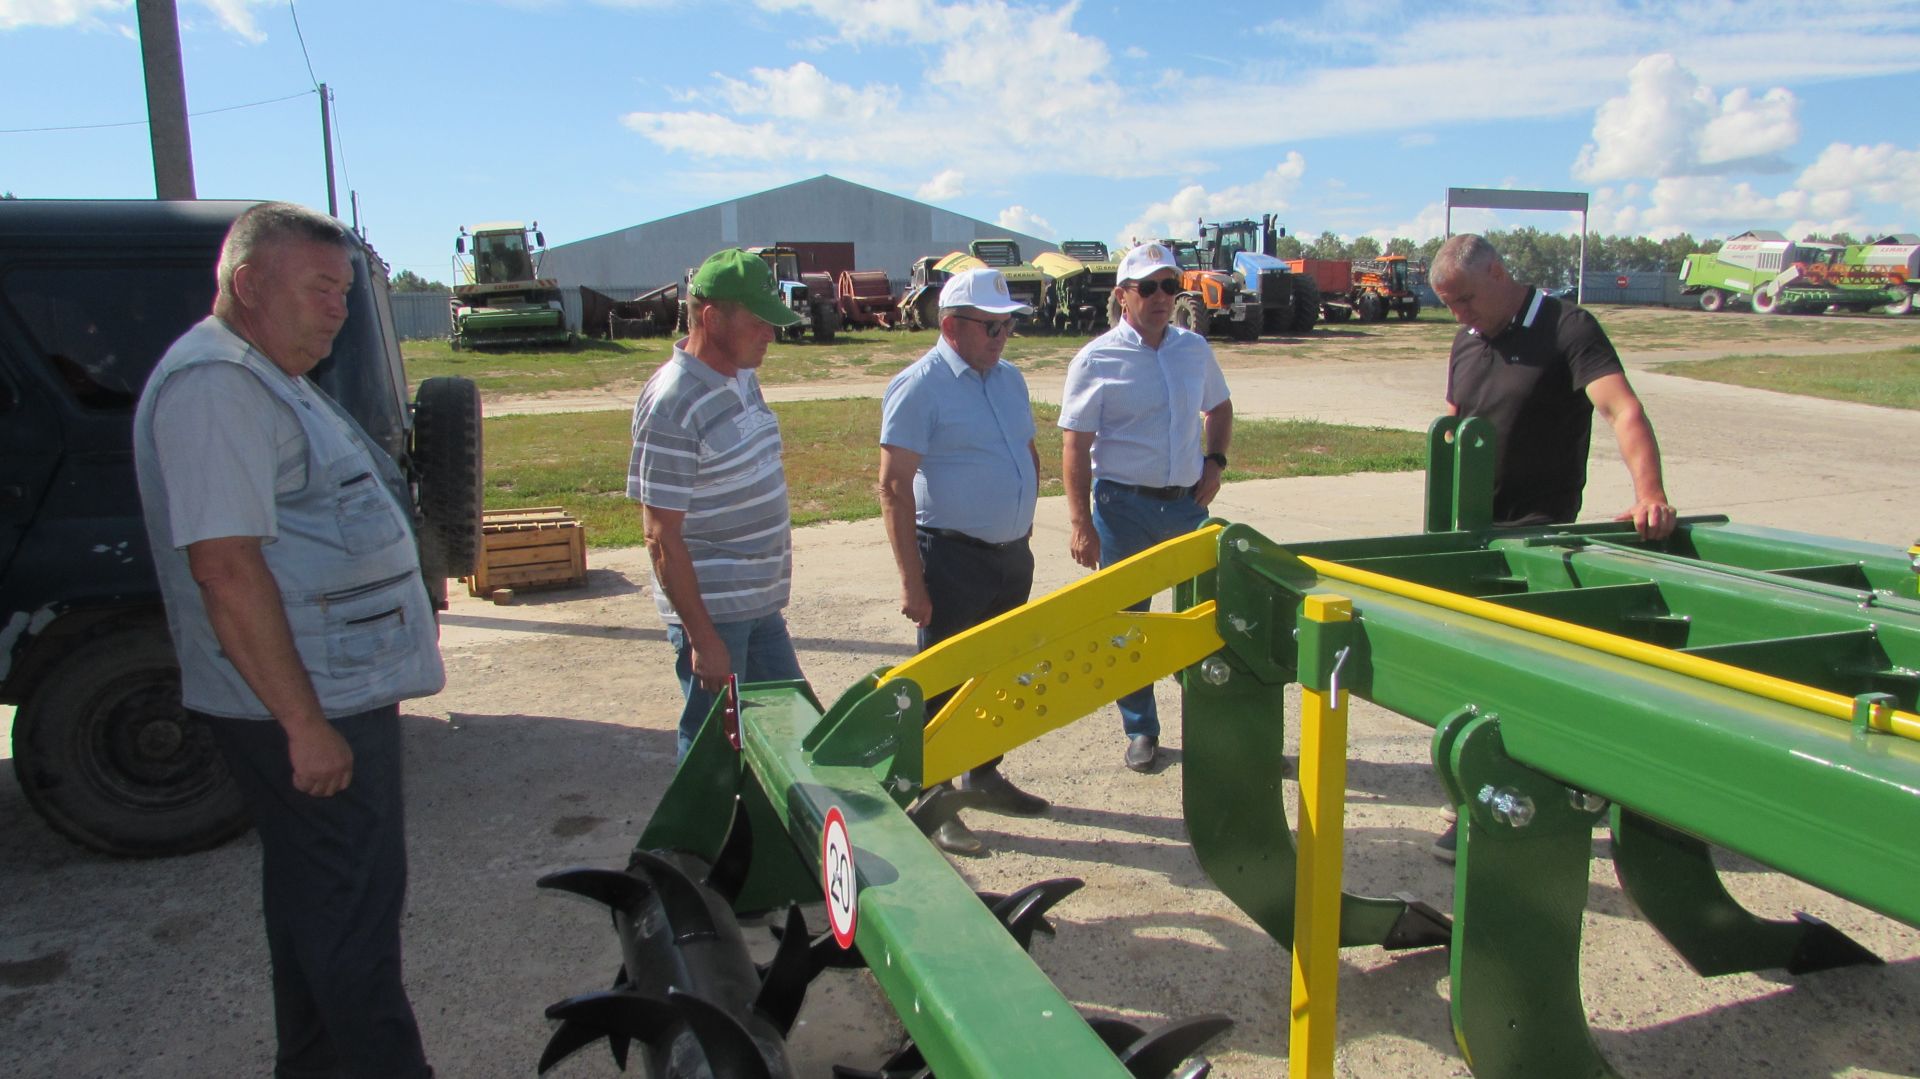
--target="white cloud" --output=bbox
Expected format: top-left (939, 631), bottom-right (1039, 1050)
top-left (619, 111), bottom-right (800, 160)
top-left (997, 205), bottom-right (1054, 239)
top-left (714, 62), bottom-right (897, 123)
top-left (1398, 132), bottom-right (1435, 148)
top-left (1116, 153), bottom-right (1308, 249)
top-left (917, 168), bottom-right (964, 201)
top-left (1795, 141), bottom-right (1920, 220)
top-left (194, 0), bottom-right (266, 44)
top-left (1574, 53), bottom-right (1799, 182)
top-left (0, 0), bottom-right (125, 30)
top-left (0, 0), bottom-right (270, 41)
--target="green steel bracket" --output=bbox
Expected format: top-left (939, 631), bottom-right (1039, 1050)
top-left (1609, 807), bottom-right (1882, 978)
top-left (1435, 712), bottom-right (1615, 1079)
top-left (636, 681), bottom-right (824, 913)
top-left (1182, 525), bottom-right (1452, 953)
top-left (802, 669), bottom-right (925, 807)
top-left (1425, 415), bottom-right (1495, 533)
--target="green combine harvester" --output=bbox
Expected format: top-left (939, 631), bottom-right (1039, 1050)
top-left (968, 239), bottom-right (1052, 333)
top-left (537, 419), bottom-right (1920, 1078)
top-left (449, 221), bottom-right (575, 350)
top-left (1679, 229), bottom-right (1920, 315)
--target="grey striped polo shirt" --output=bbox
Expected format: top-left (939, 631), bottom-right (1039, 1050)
top-left (629, 346), bottom-right (792, 624)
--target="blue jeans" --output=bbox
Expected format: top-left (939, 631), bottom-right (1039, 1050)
top-left (1092, 478), bottom-right (1208, 739)
top-left (666, 611), bottom-right (806, 758)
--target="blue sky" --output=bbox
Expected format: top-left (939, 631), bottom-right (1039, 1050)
top-left (4, 0), bottom-right (1918, 283)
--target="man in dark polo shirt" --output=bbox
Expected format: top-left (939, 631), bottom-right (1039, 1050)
top-left (1428, 233), bottom-right (1676, 861)
top-left (1433, 233), bottom-right (1675, 538)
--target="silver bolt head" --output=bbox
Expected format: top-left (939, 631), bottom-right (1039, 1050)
top-left (1199, 656), bottom-right (1232, 685)
top-left (1568, 788), bottom-right (1608, 814)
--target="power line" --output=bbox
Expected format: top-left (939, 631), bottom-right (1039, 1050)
top-left (287, 0), bottom-right (320, 89)
top-left (0, 90), bottom-right (316, 135)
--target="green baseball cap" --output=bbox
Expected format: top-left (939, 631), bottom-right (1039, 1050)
top-left (689, 248), bottom-right (802, 328)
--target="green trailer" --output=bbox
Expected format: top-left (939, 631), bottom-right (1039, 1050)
top-left (538, 418), bottom-right (1920, 1078)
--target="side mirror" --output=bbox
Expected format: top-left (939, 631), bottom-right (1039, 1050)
top-left (456, 238), bottom-right (466, 254)
top-left (535, 231), bottom-right (546, 249)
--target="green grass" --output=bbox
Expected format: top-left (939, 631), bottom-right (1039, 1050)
top-left (1651, 345), bottom-right (1920, 409)
top-left (482, 400), bottom-right (1425, 548)
top-left (407, 329), bottom-right (1085, 397)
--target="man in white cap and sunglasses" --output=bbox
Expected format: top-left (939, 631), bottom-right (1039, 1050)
top-left (631, 248), bottom-right (811, 760)
top-left (879, 267), bottom-right (1048, 855)
top-left (1058, 242), bottom-right (1233, 773)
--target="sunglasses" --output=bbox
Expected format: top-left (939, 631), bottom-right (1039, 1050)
top-left (954, 314), bottom-right (1016, 338)
top-left (1129, 278), bottom-right (1181, 297)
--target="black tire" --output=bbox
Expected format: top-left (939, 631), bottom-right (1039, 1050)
top-left (1357, 292), bottom-right (1387, 322)
top-left (1228, 309), bottom-right (1260, 342)
top-left (1289, 276), bottom-right (1320, 333)
top-left (1888, 293), bottom-right (1914, 316)
top-left (812, 302), bottom-right (838, 343)
top-left (413, 376), bottom-right (484, 580)
top-left (1261, 284), bottom-right (1295, 335)
top-left (13, 626), bottom-right (249, 857)
top-left (1323, 303), bottom-right (1351, 323)
top-left (1699, 289), bottom-right (1727, 313)
top-left (1398, 299), bottom-right (1420, 320)
top-left (1174, 295), bottom-right (1212, 337)
top-left (1752, 287), bottom-right (1782, 314)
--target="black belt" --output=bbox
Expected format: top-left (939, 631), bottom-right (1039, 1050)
top-left (1106, 480), bottom-right (1195, 501)
top-left (917, 527), bottom-right (1030, 551)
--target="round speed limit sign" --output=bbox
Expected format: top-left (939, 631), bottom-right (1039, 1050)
top-left (821, 807), bottom-right (858, 949)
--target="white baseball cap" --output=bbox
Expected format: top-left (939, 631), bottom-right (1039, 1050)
top-left (1116, 242), bottom-right (1179, 283)
top-left (938, 267), bottom-right (1032, 314)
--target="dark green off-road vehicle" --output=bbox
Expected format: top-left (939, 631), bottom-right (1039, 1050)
top-left (0, 200), bottom-right (481, 856)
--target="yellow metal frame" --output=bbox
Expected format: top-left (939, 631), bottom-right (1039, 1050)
top-left (888, 526), bottom-right (1227, 785)
top-left (1289, 594), bottom-right (1352, 1079)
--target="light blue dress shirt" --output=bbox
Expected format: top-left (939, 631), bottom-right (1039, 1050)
top-left (880, 338), bottom-right (1038, 544)
top-left (1057, 320), bottom-right (1231, 488)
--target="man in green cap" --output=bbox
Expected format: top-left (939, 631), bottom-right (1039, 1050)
top-left (629, 248), bottom-right (810, 758)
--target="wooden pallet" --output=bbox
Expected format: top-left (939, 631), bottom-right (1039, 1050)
top-left (464, 507), bottom-right (587, 597)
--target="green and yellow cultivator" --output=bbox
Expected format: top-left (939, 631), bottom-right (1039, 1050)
top-left (540, 417), bottom-right (1920, 1077)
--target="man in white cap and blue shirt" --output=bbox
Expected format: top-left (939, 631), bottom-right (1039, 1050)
top-left (880, 266), bottom-right (1048, 855)
top-left (1059, 242), bottom-right (1233, 773)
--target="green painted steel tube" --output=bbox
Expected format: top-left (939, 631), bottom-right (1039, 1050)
top-left (734, 685), bottom-right (1131, 1079)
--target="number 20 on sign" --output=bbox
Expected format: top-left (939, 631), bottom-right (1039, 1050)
top-left (822, 806), bottom-right (858, 950)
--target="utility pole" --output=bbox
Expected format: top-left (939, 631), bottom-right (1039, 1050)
top-left (320, 82), bottom-right (337, 216)
top-left (136, 0), bottom-right (196, 199)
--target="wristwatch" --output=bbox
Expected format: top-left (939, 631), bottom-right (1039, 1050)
top-left (1204, 452), bottom-right (1228, 470)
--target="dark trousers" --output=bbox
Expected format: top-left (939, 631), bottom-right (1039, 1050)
top-left (202, 705), bottom-right (430, 1079)
top-left (918, 529), bottom-right (1034, 775)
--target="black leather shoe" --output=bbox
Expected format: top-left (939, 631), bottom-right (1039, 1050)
top-left (957, 767), bottom-right (1049, 817)
top-left (1124, 735), bottom-right (1158, 773)
top-left (1432, 819), bottom-right (1458, 864)
top-left (932, 817), bottom-right (986, 857)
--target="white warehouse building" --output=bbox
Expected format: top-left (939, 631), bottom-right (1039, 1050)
top-left (538, 174), bottom-right (1056, 305)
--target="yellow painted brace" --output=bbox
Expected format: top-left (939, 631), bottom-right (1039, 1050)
top-left (1303, 556), bottom-right (1920, 743)
top-left (887, 526), bottom-right (1227, 786)
top-left (1290, 594), bottom-right (1352, 1079)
